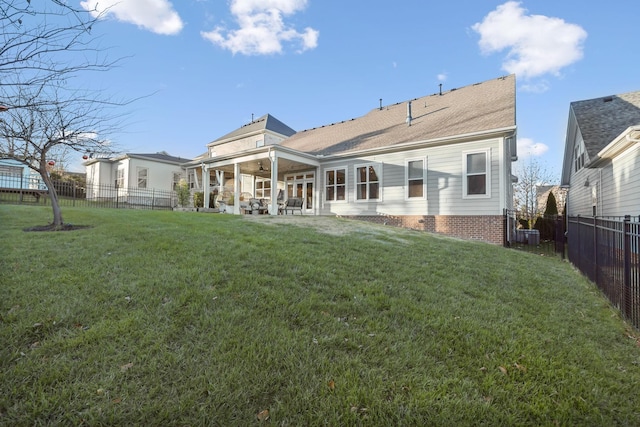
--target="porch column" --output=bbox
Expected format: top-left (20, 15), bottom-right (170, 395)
top-left (233, 162), bottom-right (241, 214)
top-left (269, 151), bottom-right (278, 215)
top-left (202, 164), bottom-right (210, 209)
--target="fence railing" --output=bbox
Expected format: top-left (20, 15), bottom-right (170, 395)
top-left (0, 175), bottom-right (177, 210)
top-left (568, 215), bottom-right (640, 330)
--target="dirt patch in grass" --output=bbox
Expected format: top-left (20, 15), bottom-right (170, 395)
top-left (23, 223), bottom-right (92, 232)
top-left (241, 214), bottom-right (413, 243)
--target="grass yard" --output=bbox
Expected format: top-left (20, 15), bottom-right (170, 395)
top-left (1, 205), bottom-right (640, 426)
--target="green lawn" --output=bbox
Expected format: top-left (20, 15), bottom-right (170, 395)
top-left (1, 205), bottom-right (639, 426)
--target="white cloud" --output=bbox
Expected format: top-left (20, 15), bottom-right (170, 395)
top-left (472, 1), bottom-right (586, 79)
top-left (518, 137), bottom-right (548, 158)
top-left (437, 73), bottom-right (448, 82)
top-left (201, 0), bottom-right (319, 55)
top-left (80, 0), bottom-right (183, 35)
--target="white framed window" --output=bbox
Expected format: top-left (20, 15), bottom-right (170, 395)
top-left (172, 172), bottom-right (182, 191)
top-left (137, 167), bottom-right (148, 189)
top-left (325, 168), bottom-right (346, 201)
top-left (574, 143), bottom-right (585, 172)
top-left (405, 157), bottom-right (426, 200)
top-left (355, 163), bottom-right (382, 201)
top-left (116, 168), bottom-right (124, 188)
top-left (462, 149), bottom-right (491, 198)
top-left (255, 178), bottom-right (271, 198)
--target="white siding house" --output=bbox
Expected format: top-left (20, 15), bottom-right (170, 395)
top-left (561, 90), bottom-right (640, 217)
top-left (191, 75), bottom-right (517, 244)
top-left (84, 152), bottom-right (187, 206)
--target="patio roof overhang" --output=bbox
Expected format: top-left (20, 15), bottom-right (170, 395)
top-left (190, 145), bottom-right (321, 180)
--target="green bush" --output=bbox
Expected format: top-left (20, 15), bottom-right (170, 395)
top-left (193, 192), bottom-right (204, 208)
top-left (176, 179), bottom-right (190, 207)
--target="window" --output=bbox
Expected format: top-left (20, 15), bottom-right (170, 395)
top-left (355, 164), bottom-right (381, 201)
top-left (325, 168), bottom-right (346, 201)
top-left (137, 167), bottom-right (148, 189)
top-left (463, 150), bottom-right (490, 198)
top-left (115, 168), bottom-right (124, 188)
top-left (574, 143), bottom-right (585, 172)
top-left (172, 173), bottom-right (182, 191)
top-left (406, 158), bottom-right (426, 199)
top-left (255, 179), bottom-right (271, 198)
top-left (0, 165), bottom-right (21, 177)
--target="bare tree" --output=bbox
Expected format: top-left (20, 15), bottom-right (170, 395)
top-left (0, 0), bottom-right (126, 229)
top-left (0, 84), bottom-right (124, 227)
top-left (513, 158), bottom-right (555, 229)
top-left (0, 0), bottom-right (109, 90)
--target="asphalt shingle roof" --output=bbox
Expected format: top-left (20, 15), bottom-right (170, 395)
top-left (128, 152), bottom-right (187, 164)
top-left (281, 75), bottom-right (516, 156)
top-left (571, 90), bottom-right (640, 157)
top-left (210, 114), bottom-right (296, 145)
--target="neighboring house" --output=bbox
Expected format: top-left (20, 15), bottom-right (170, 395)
top-left (84, 152), bottom-right (187, 206)
top-left (0, 158), bottom-right (45, 189)
top-left (536, 185), bottom-right (567, 215)
top-left (189, 75), bottom-right (517, 244)
top-left (561, 90), bottom-right (640, 217)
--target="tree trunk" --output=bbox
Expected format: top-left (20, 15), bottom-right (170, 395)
top-left (39, 160), bottom-right (64, 228)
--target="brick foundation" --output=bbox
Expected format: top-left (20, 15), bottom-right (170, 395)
top-left (340, 214), bottom-right (505, 245)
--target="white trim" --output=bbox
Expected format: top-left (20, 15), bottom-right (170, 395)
top-left (405, 156), bottom-right (427, 201)
top-left (324, 167), bottom-right (347, 203)
top-left (354, 162), bottom-right (383, 202)
top-left (462, 148), bottom-right (491, 199)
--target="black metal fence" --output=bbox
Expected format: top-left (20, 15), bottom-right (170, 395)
top-left (0, 175), bottom-right (177, 210)
top-left (568, 215), bottom-right (640, 330)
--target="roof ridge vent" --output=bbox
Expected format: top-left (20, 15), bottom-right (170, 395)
top-left (603, 96), bottom-right (614, 102)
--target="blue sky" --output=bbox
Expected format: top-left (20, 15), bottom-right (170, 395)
top-left (69, 0), bottom-right (639, 180)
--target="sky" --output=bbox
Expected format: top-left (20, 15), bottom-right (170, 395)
top-left (65, 0), bottom-right (639, 181)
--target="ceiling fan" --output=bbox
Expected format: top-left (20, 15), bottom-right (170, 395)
top-left (258, 161), bottom-right (269, 172)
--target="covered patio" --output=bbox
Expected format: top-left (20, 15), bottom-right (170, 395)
top-left (187, 146), bottom-right (320, 215)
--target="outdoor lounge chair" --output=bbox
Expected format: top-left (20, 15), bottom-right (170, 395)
top-left (283, 197), bottom-right (304, 215)
top-left (246, 198), bottom-right (269, 215)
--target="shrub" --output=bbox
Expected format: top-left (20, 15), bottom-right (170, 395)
top-left (193, 192), bottom-right (204, 208)
top-left (176, 179), bottom-right (190, 207)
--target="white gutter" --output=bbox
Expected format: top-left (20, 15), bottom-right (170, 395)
top-left (589, 125), bottom-right (640, 167)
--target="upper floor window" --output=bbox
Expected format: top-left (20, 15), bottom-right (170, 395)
top-left (463, 149), bottom-right (490, 198)
top-left (137, 167), bottom-right (148, 189)
top-left (574, 143), bottom-right (585, 172)
top-left (325, 168), bottom-right (346, 201)
top-left (406, 158), bottom-right (426, 199)
top-left (355, 163), bottom-right (381, 201)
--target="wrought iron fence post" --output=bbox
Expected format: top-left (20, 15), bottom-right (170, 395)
top-left (19, 174), bottom-right (24, 204)
top-left (593, 216), bottom-right (598, 286)
top-left (624, 215), bottom-right (631, 318)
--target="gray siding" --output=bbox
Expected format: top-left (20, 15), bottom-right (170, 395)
top-left (318, 138), bottom-right (505, 217)
top-left (600, 144), bottom-right (640, 216)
